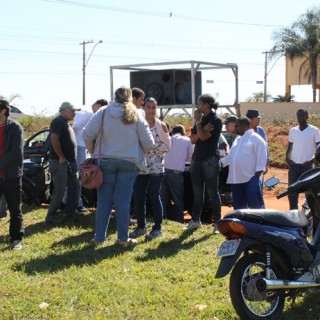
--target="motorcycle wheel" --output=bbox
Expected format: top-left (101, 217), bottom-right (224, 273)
top-left (230, 253), bottom-right (285, 320)
top-left (22, 181), bottom-right (36, 205)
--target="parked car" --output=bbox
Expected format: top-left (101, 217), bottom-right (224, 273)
top-left (22, 128), bottom-right (96, 207)
top-left (24, 128), bottom-right (50, 159)
top-left (10, 105), bottom-right (32, 119)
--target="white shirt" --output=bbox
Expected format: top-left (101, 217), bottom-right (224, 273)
top-left (221, 129), bottom-right (268, 184)
top-left (72, 110), bottom-right (93, 147)
top-left (289, 124), bottom-right (320, 163)
top-left (164, 133), bottom-right (194, 172)
top-left (136, 108), bottom-right (145, 118)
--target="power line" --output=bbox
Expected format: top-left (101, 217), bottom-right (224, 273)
top-left (43, 0), bottom-right (286, 28)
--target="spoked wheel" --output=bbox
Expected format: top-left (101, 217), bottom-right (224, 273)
top-left (230, 253), bottom-right (285, 320)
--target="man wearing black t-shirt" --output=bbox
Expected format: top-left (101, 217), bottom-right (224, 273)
top-left (45, 102), bottom-right (80, 224)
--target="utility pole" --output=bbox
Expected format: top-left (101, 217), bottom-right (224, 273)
top-left (79, 40), bottom-right (103, 105)
top-left (80, 40), bottom-right (93, 105)
top-left (263, 51), bottom-right (268, 103)
top-left (262, 50), bottom-right (284, 102)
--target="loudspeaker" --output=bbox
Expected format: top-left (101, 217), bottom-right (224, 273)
top-left (130, 69), bottom-right (202, 105)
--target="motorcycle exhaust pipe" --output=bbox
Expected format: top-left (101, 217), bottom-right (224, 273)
top-left (256, 278), bottom-right (320, 292)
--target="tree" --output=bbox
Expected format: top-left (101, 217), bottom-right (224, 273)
top-left (270, 8), bottom-right (320, 102)
top-left (0, 93), bottom-right (21, 103)
top-left (273, 94), bottom-right (295, 102)
top-left (245, 91), bottom-right (272, 102)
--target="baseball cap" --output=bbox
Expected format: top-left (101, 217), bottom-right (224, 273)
top-left (224, 115), bottom-right (238, 125)
top-left (59, 102), bottom-right (81, 112)
top-left (246, 109), bottom-right (261, 119)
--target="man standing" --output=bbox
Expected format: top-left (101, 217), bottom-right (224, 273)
top-left (132, 87), bottom-right (145, 117)
top-left (286, 109), bottom-right (320, 210)
top-left (224, 115), bottom-right (238, 148)
top-left (221, 117), bottom-right (268, 209)
top-left (161, 125), bottom-right (194, 223)
top-left (0, 100), bottom-right (24, 250)
top-left (45, 102), bottom-right (80, 224)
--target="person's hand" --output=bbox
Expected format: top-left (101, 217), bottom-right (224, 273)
top-left (194, 109), bottom-right (202, 122)
top-left (59, 157), bottom-right (66, 164)
top-left (203, 123), bottom-right (214, 132)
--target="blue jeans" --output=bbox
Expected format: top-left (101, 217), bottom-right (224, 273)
top-left (288, 163), bottom-right (312, 210)
top-left (47, 159), bottom-right (79, 218)
top-left (0, 178), bottom-right (24, 242)
top-left (94, 158), bottom-right (138, 242)
top-left (190, 157), bottom-right (221, 223)
top-left (161, 170), bottom-right (184, 223)
top-left (231, 176), bottom-right (264, 209)
top-left (134, 173), bottom-right (164, 231)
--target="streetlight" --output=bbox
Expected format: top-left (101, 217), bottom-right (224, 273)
top-left (262, 50), bottom-right (284, 102)
top-left (79, 40), bottom-right (103, 105)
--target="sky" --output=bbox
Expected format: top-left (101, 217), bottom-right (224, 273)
top-left (1, 0), bottom-right (320, 116)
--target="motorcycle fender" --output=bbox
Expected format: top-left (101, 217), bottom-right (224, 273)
top-left (215, 238), bottom-right (256, 279)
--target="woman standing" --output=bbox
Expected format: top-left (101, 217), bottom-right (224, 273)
top-left (186, 94), bottom-right (222, 234)
top-left (130, 97), bottom-right (171, 240)
top-left (82, 86), bottom-right (154, 247)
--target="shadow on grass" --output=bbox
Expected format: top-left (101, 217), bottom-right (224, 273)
top-left (136, 229), bottom-right (212, 261)
top-left (23, 212), bottom-right (96, 238)
top-left (282, 290), bottom-right (320, 320)
top-left (11, 219), bottom-right (133, 275)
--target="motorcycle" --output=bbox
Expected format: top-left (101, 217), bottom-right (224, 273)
top-left (215, 167), bottom-right (320, 320)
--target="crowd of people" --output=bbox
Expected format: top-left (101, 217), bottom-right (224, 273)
top-left (1, 88), bottom-right (319, 250)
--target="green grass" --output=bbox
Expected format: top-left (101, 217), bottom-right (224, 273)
top-left (1, 208), bottom-right (320, 319)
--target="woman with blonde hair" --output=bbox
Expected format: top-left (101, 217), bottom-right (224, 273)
top-left (83, 86), bottom-right (154, 247)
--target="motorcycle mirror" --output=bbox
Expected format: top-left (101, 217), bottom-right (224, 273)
top-left (264, 177), bottom-right (280, 188)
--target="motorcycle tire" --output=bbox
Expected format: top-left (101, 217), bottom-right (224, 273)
top-left (230, 253), bottom-right (285, 320)
top-left (22, 181), bottom-right (37, 206)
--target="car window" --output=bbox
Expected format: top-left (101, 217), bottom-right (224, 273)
top-left (26, 131), bottom-right (50, 148)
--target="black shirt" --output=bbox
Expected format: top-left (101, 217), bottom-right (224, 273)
top-left (191, 111), bottom-right (222, 161)
top-left (49, 115), bottom-right (77, 161)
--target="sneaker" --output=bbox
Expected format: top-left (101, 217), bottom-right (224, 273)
top-left (118, 238), bottom-right (137, 247)
top-left (213, 224), bottom-right (220, 235)
top-left (11, 240), bottom-right (23, 251)
top-left (77, 206), bottom-right (87, 214)
top-left (129, 228), bottom-right (147, 238)
top-left (145, 229), bottom-right (162, 240)
top-left (184, 220), bottom-right (202, 230)
top-left (90, 239), bottom-right (104, 247)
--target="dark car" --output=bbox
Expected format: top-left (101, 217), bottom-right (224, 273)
top-left (24, 128), bottom-right (50, 159)
top-left (22, 128), bottom-right (96, 207)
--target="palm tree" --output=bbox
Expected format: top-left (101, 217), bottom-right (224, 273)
top-left (273, 94), bottom-right (295, 102)
top-left (245, 91), bottom-right (272, 102)
top-left (0, 93), bottom-right (21, 103)
top-left (270, 8), bottom-right (320, 102)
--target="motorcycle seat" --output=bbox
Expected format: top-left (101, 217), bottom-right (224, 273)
top-left (224, 209), bottom-right (310, 228)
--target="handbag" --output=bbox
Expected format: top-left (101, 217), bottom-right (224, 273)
top-left (79, 108), bottom-right (106, 190)
top-left (79, 158), bottom-right (103, 189)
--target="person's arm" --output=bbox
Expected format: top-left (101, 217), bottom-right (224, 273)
top-left (50, 133), bottom-right (66, 163)
top-left (235, 102), bottom-right (241, 117)
top-left (255, 138), bottom-right (268, 178)
top-left (154, 122), bottom-right (171, 153)
top-left (186, 140), bottom-right (194, 162)
top-left (84, 140), bottom-right (94, 155)
top-left (193, 110), bottom-right (212, 141)
top-left (285, 142), bottom-right (294, 165)
top-left (0, 124), bottom-right (23, 170)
